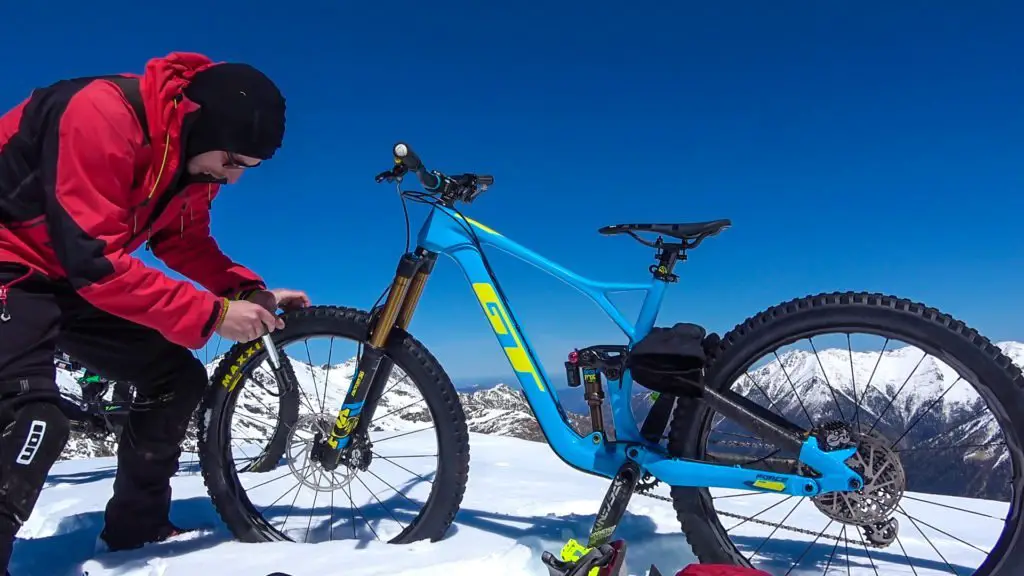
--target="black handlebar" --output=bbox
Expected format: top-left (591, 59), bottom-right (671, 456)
top-left (376, 142), bottom-right (494, 205)
top-left (392, 142), bottom-right (441, 190)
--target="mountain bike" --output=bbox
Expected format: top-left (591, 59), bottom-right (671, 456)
top-left (196, 143), bottom-right (1024, 575)
top-left (53, 351), bottom-right (135, 439)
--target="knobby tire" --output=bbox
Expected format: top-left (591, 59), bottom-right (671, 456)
top-left (197, 305), bottom-right (471, 544)
top-left (668, 291), bottom-right (1024, 576)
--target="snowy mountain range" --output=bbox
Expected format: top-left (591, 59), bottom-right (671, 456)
top-left (56, 341), bottom-right (1023, 501)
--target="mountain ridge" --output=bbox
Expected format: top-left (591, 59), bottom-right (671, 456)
top-left (55, 340), bottom-right (1023, 501)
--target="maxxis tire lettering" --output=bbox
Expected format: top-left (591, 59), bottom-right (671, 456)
top-left (196, 304), bottom-right (471, 545)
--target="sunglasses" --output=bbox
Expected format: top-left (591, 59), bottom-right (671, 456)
top-left (224, 152), bottom-right (261, 169)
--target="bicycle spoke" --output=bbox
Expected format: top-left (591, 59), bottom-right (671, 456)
top-left (856, 532), bottom-right (881, 576)
top-left (328, 476), bottom-right (336, 542)
top-left (372, 451), bottom-right (435, 485)
top-left (241, 375), bottom-right (283, 416)
top-left (698, 328), bottom-right (1018, 576)
top-left (743, 372), bottom-right (784, 416)
top-left (896, 504), bottom-right (963, 575)
top-left (866, 349), bottom-right (926, 435)
top-left (809, 338), bottom-right (845, 421)
top-left (364, 467), bottom-right (420, 507)
top-left (724, 496), bottom-right (792, 533)
top-left (887, 376), bottom-right (963, 449)
top-left (783, 518), bottom-right (833, 576)
top-left (343, 482), bottom-right (375, 541)
top-left (749, 498), bottom-right (803, 561)
top-left (821, 525), bottom-right (842, 575)
top-left (319, 337), bottom-right (335, 415)
top-left (277, 444), bottom-right (315, 531)
top-left (900, 506), bottom-right (990, 556)
top-left (852, 337), bottom-right (889, 434)
top-left (354, 474), bottom-right (404, 533)
top-left (845, 334), bottom-right (862, 437)
top-left (895, 441), bottom-right (1005, 454)
top-left (304, 467), bottom-right (322, 543)
top-left (371, 397), bottom-right (425, 423)
top-left (712, 490), bottom-right (777, 500)
top-left (773, 350), bottom-right (815, 428)
top-left (374, 426), bottom-right (435, 443)
top-left (245, 466), bottom-right (306, 492)
top-left (894, 534), bottom-right (920, 576)
top-left (901, 494), bottom-right (1006, 521)
top-left (842, 526), bottom-right (852, 576)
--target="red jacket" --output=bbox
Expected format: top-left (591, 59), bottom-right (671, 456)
top-left (675, 565), bottom-right (771, 576)
top-left (0, 52), bottom-right (265, 348)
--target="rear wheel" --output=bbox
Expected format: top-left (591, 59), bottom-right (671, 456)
top-left (668, 292), bottom-right (1024, 576)
top-left (197, 305), bottom-right (471, 544)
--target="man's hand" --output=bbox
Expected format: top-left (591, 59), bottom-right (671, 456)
top-left (216, 299), bottom-right (283, 342)
top-left (247, 288), bottom-right (311, 314)
top-left (270, 288), bottom-right (312, 311)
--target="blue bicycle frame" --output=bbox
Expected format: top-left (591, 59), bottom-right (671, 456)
top-left (331, 202), bottom-right (862, 498)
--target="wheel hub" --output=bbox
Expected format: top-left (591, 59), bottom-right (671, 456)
top-left (286, 412), bottom-right (359, 492)
top-left (810, 426), bottom-right (906, 526)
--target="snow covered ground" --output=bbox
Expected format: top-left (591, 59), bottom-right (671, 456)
top-left (13, 429), bottom-right (1007, 576)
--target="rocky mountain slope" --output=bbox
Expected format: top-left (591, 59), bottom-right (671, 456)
top-left (56, 341), bottom-right (1023, 501)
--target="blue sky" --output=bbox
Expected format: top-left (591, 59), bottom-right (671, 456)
top-left (2, 2), bottom-right (1021, 385)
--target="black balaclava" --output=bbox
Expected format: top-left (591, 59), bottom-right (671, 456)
top-left (182, 62), bottom-right (286, 161)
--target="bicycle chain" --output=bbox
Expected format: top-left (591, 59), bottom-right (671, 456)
top-left (634, 489), bottom-right (872, 545)
top-left (631, 428), bottom-right (884, 547)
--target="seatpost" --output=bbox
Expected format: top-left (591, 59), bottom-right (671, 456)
top-left (650, 239), bottom-right (683, 282)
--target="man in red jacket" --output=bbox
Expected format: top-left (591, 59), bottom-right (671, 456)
top-left (0, 52), bottom-right (309, 572)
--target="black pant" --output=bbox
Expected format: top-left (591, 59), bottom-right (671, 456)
top-left (0, 263), bottom-right (207, 570)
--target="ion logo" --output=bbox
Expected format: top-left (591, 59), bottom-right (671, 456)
top-left (16, 420), bottom-right (47, 465)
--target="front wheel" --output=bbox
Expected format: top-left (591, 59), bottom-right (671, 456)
top-left (197, 305), bottom-right (470, 545)
top-left (668, 291), bottom-right (1024, 576)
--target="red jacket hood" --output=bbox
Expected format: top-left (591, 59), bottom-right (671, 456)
top-left (137, 52), bottom-right (220, 144)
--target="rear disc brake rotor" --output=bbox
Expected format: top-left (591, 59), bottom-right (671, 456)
top-left (811, 429), bottom-right (907, 526)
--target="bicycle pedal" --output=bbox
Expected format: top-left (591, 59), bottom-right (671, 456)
top-left (542, 539), bottom-right (626, 576)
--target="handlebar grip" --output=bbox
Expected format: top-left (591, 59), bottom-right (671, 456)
top-left (393, 142), bottom-right (440, 190)
top-left (477, 175), bottom-right (494, 186)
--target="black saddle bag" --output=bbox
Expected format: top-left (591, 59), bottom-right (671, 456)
top-left (626, 323), bottom-right (710, 394)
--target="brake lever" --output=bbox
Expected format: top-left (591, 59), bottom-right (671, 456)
top-left (375, 164), bottom-right (409, 184)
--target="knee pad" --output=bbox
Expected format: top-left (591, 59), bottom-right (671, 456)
top-left (0, 401), bottom-right (70, 527)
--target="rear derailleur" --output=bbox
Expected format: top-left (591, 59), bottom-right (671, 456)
top-left (863, 518), bottom-right (899, 547)
top-left (807, 420), bottom-right (901, 549)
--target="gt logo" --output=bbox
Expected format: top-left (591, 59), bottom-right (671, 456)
top-left (472, 282), bottom-right (545, 392)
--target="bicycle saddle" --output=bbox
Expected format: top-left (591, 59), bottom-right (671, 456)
top-left (598, 220), bottom-right (731, 241)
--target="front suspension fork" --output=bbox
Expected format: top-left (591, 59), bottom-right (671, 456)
top-left (315, 248), bottom-right (437, 468)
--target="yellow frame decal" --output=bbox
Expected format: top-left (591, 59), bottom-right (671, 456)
top-left (472, 282), bottom-right (545, 392)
